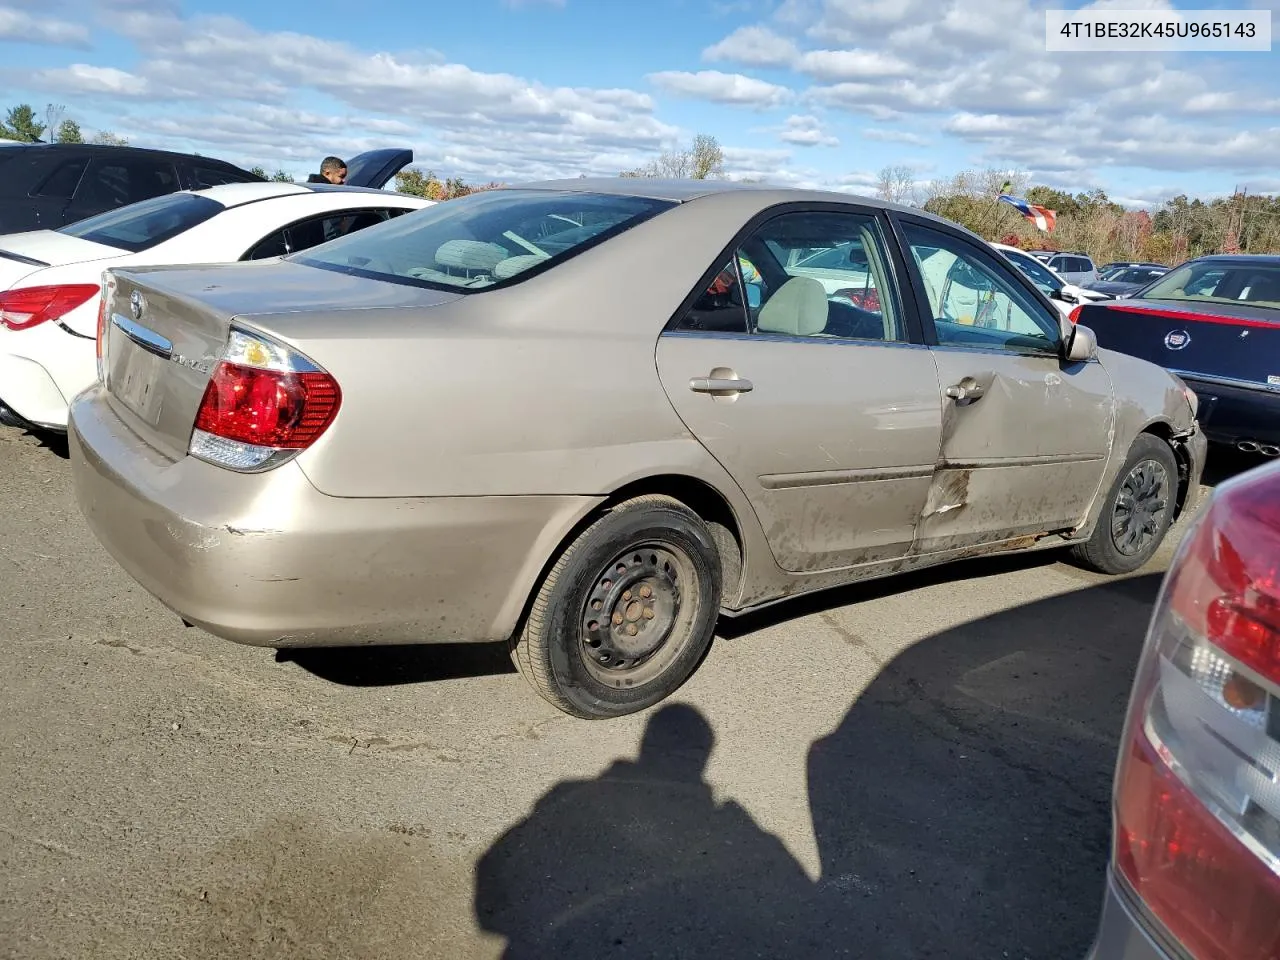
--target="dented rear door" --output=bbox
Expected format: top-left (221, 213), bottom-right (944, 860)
top-left (897, 217), bottom-right (1114, 554)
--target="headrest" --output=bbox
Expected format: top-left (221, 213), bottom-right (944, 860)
top-left (435, 239), bottom-right (508, 272)
top-left (493, 254), bottom-right (549, 280)
top-left (757, 276), bottom-right (829, 337)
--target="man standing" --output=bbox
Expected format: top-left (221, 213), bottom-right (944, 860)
top-left (306, 156), bottom-right (347, 185)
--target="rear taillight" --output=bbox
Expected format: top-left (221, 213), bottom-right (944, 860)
top-left (0, 284), bottom-right (100, 332)
top-left (1114, 462), bottom-right (1280, 960)
top-left (189, 328), bottom-right (341, 472)
top-left (1068, 305), bottom-right (1083, 324)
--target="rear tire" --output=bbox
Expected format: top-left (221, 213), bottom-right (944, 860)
top-left (1070, 433), bottom-right (1179, 575)
top-left (510, 495), bottom-right (722, 720)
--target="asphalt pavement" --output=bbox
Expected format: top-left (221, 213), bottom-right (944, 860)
top-left (0, 422), bottom-right (1259, 959)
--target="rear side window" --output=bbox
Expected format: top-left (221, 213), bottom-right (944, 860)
top-left (32, 159), bottom-right (88, 199)
top-left (59, 192), bottom-right (224, 252)
top-left (192, 164), bottom-right (260, 189)
top-left (77, 159), bottom-right (179, 210)
top-left (244, 208), bottom-right (405, 260)
top-left (297, 189), bottom-right (674, 293)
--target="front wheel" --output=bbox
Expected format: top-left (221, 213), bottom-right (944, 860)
top-left (1070, 434), bottom-right (1179, 575)
top-left (510, 496), bottom-right (723, 719)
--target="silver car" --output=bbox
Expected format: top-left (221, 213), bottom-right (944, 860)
top-left (68, 179), bottom-right (1206, 719)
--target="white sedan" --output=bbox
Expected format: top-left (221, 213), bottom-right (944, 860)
top-left (0, 182), bottom-right (432, 430)
top-left (989, 241), bottom-right (1109, 320)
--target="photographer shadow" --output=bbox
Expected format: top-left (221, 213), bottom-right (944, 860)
top-left (475, 573), bottom-right (1162, 959)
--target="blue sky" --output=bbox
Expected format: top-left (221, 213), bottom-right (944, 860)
top-left (1, 0), bottom-right (1277, 206)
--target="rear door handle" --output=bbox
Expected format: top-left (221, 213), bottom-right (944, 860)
top-left (944, 381), bottom-right (985, 401)
top-left (690, 377), bottom-right (753, 394)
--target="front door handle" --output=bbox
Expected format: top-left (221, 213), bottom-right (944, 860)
top-left (690, 376), bottom-right (753, 394)
top-left (944, 380), bottom-right (985, 401)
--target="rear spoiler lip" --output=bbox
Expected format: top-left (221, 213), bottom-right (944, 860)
top-left (0, 248), bottom-right (50, 268)
top-left (1102, 301), bottom-right (1280, 331)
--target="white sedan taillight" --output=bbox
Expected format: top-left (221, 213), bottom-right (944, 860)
top-left (189, 328), bottom-right (341, 472)
top-left (1114, 462), bottom-right (1280, 959)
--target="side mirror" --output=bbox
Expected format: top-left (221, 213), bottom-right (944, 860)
top-left (1064, 323), bottom-right (1098, 363)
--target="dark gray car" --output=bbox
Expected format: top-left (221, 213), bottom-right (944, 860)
top-left (1079, 265), bottom-right (1168, 299)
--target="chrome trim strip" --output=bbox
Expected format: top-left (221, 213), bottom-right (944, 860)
top-left (660, 330), bottom-right (931, 350)
top-left (759, 465), bottom-right (934, 489)
top-left (1170, 368), bottom-right (1280, 396)
top-left (111, 312), bottom-right (172, 359)
top-left (940, 454), bottom-right (1105, 469)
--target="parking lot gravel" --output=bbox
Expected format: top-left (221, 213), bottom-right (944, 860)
top-left (0, 423), bottom-right (1251, 959)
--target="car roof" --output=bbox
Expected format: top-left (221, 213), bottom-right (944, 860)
top-left (1191, 254), bottom-right (1280, 266)
top-left (504, 176), bottom-right (954, 224)
top-left (185, 181), bottom-right (423, 208)
top-left (0, 141), bottom-right (252, 168)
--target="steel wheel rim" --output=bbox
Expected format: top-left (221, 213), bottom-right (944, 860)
top-left (1111, 458), bottom-right (1171, 557)
top-left (579, 541), bottom-right (701, 688)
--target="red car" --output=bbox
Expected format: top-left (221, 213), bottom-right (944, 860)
top-left (1088, 459), bottom-right (1280, 959)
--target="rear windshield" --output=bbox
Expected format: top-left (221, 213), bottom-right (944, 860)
top-left (59, 192), bottom-right (224, 252)
top-left (295, 189), bottom-right (675, 292)
top-left (1139, 261), bottom-right (1280, 311)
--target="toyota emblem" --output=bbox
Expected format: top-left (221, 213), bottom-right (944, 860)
top-left (1164, 329), bottom-right (1190, 350)
top-left (129, 290), bottom-right (145, 320)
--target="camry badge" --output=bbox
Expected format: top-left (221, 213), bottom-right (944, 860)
top-left (129, 290), bottom-right (145, 321)
top-left (1164, 329), bottom-right (1190, 350)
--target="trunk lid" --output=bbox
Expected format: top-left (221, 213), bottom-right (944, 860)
top-left (343, 148), bottom-right (413, 190)
top-left (1077, 297), bottom-right (1280, 389)
top-left (0, 230), bottom-right (121, 289)
top-left (101, 258), bottom-right (459, 461)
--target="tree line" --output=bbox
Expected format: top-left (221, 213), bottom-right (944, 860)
top-left (0, 103), bottom-right (128, 146)
top-left (899, 165), bottom-right (1279, 264)
top-left (5, 100), bottom-right (1271, 262)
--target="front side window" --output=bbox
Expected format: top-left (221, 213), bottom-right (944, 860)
top-left (673, 210), bottom-right (906, 342)
top-left (59, 191), bottom-right (224, 252)
top-left (905, 222), bottom-right (1060, 354)
top-left (296, 189), bottom-right (674, 292)
top-left (1139, 262), bottom-right (1280, 311)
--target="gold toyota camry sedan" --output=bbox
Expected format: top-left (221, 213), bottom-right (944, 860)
top-left (68, 179), bottom-right (1206, 719)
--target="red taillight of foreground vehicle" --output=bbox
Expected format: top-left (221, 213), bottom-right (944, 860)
top-left (189, 328), bottom-right (341, 472)
top-left (1068, 304), bottom-right (1083, 324)
top-left (0, 284), bottom-right (100, 332)
top-left (1113, 462), bottom-right (1280, 960)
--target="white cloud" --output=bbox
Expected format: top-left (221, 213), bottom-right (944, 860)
top-left (648, 70), bottom-right (792, 108)
top-left (702, 25), bottom-right (799, 67)
top-left (25, 5), bottom-right (686, 181)
top-left (796, 48), bottom-right (912, 82)
top-left (0, 5), bottom-right (90, 47)
top-left (36, 63), bottom-right (149, 95)
top-left (778, 114), bottom-right (839, 147)
top-left (861, 127), bottom-right (931, 147)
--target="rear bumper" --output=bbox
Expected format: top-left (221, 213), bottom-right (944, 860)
top-left (1181, 375), bottom-right (1280, 447)
top-left (1084, 870), bottom-right (1180, 960)
top-left (0, 322), bottom-right (96, 431)
top-left (69, 385), bottom-right (602, 648)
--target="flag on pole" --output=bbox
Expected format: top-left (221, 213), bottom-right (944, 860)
top-left (998, 193), bottom-right (1057, 232)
